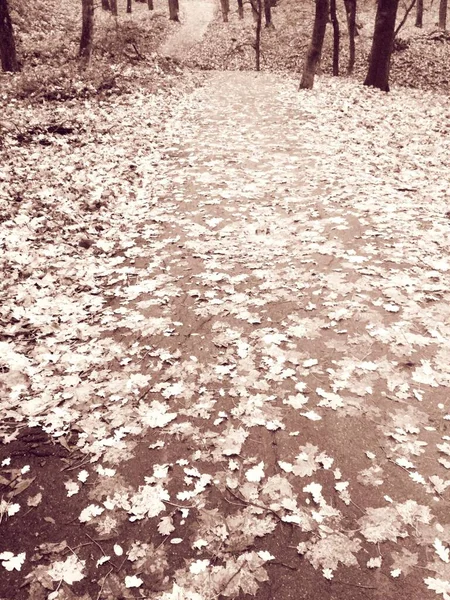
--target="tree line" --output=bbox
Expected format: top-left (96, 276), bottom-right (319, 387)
top-left (1, 0), bottom-right (449, 92)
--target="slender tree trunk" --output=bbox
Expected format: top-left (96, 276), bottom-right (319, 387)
top-left (299, 0), bottom-right (329, 89)
top-left (250, 0), bottom-right (259, 22)
top-left (439, 0), bottom-right (447, 29)
top-left (0, 0), bottom-right (19, 72)
top-left (255, 0), bottom-right (262, 69)
top-left (330, 0), bottom-right (340, 75)
top-left (127, 0), bottom-right (132, 12)
top-left (415, 0), bottom-right (423, 26)
top-left (148, 0), bottom-right (154, 8)
top-left (344, 0), bottom-right (356, 74)
top-left (168, 0), bottom-right (179, 20)
top-left (364, 0), bottom-right (400, 91)
top-left (237, 0), bottom-right (244, 18)
top-left (220, 0), bottom-right (230, 22)
top-left (101, 0), bottom-right (111, 10)
top-left (79, 0), bottom-right (95, 63)
top-left (264, 0), bottom-right (272, 27)
top-left (110, 0), bottom-right (118, 15)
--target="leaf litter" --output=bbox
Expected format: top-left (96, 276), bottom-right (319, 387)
top-left (1, 19), bottom-right (450, 600)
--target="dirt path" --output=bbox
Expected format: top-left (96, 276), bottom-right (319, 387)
top-left (160, 0), bottom-right (216, 60)
top-left (2, 62), bottom-right (450, 600)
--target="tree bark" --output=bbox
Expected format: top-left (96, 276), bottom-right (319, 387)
top-left (237, 0), bottom-right (244, 18)
top-left (364, 0), bottom-right (399, 91)
top-left (330, 0), bottom-right (340, 75)
top-left (0, 0), bottom-right (19, 72)
top-left (264, 0), bottom-right (272, 27)
top-left (255, 0), bottom-right (262, 69)
top-left (220, 0), bottom-right (230, 22)
top-left (439, 0), bottom-right (448, 29)
top-left (168, 0), bottom-right (179, 20)
top-left (299, 0), bottom-right (329, 89)
top-left (344, 0), bottom-right (356, 74)
top-left (415, 0), bottom-right (423, 26)
top-left (110, 0), bottom-right (118, 16)
top-left (79, 0), bottom-right (95, 64)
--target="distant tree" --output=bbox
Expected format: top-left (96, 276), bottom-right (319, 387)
top-left (148, 0), bottom-right (154, 8)
top-left (330, 0), bottom-right (340, 75)
top-left (0, 0), bottom-right (19, 72)
top-left (299, 0), bottom-right (329, 89)
top-left (102, 0), bottom-right (111, 10)
top-left (220, 0), bottom-right (230, 22)
top-left (168, 0), bottom-right (179, 20)
top-left (79, 0), bottom-right (95, 63)
top-left (127, 0), bottom-right (132, 12)
top-left (110, 0), bottom-right (118, 15)
top-left (344, 0), bottom-right (357, 74)
top-left (237, 0), bottom-right (244, 18)
top-left (264, 0), bottom-right (273, 27)
top-left (252, 0), bottom-right (262, 69)
top-left (415, 0), bottom-right (423, 26)
top-left (439, 0), bottom-right (447, 29)
top-left (364, 0), bottom-right (400, 91)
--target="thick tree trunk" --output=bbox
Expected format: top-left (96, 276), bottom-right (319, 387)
top-left (148, 0), bottom-right (154, 9)
top-left (101, 0), bottom-right (111, 10)
top-left (344, 0), bottom-right (356, 74)
top-left (168, 0), bottom-right (179, 20)
top-left (0, 0), bottom-right (19, 72)
top-left (415, 0), bottom-right (423, 26)
top-left (79, 0), bottom-right (95, 63)
top-left (110, 0), bottom-right (118, 15)
top-left (330, 0), bottom-right (340, 75)
top-left (299, 0), bottom-right (329, 89)
top-left (264, 0), bottom-right (272, 27)
top-left (364, 0), bottom-right (399, 91)
top-left (127, 0), bottom-right (132, 13)
top-left (220, 0), bottom-right (230, 22)
top-left (439, 0), bottom-right (448, 29)
top-left (237, 0), bottom-right (244, 18)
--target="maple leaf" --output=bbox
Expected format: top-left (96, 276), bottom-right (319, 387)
top-left (0, 551), bottom-right (26, 571)
top-left (129, 483), bottom-right (169, 520)
top-left (304, 532), bottom-right (361, 571)
top-left (47, 554), bottom-right (85, 584)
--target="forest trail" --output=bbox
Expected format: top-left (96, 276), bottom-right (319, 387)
top-left (159, 0), bottom-right (217, 60)
top-left (2, 36), bottom-right (450, 600)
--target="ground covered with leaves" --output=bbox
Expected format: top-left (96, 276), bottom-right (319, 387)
top-left (2, 1), bottom-right (450, 600)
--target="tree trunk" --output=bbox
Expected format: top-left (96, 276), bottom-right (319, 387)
top-left (344, 0), bottom-right (356, 74)
top-left (237, 0), bottom-right (244, 18)
top-left (220, 0), bottom-right (230, 22)
top-left (299, 0), bottom-right (329, 89)
top-left (439, 0), bottom-right (447, 29)
top-left (79, 0), bottom-right (95, 64)
top-left (264, 0), bottom-right (272, 27)
top-left (254, 0), bottom-right (262, 70)
top-left (101, 0), bottom-right (111, 10)
top-left (168, 0), bottom-right (179, 20)
top-left (364, 0), bottom-right (399, 91)
top-left (148, 0), bottom-right (154, 9)
top-left (110, 0), bottom-right (118, 15)
top-left (415, 0), bottom-right (423, 26)
top-left (127, 0), bottom-right (132, 12)
top-left (330, 0), bottom-right (340, 75)
top-left (0, 0), bottom-right (19, 72)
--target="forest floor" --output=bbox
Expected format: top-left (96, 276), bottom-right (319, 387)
top-left (1, 2), bottom-right (450, 600)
